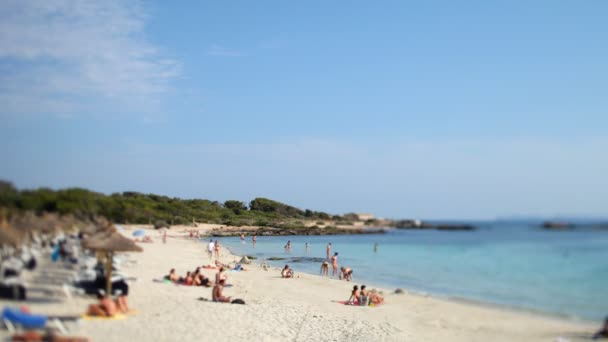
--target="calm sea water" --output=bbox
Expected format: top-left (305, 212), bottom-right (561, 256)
top-left (217, 222), bottom-right (607, 321)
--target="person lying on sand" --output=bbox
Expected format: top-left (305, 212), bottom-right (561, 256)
top-left (11, 331), bottom-right (89, 342)
top-left (212, 279), bottom-right (231, 303)
top-left (281, 264), bottom-right (294, 278)
top-left (215, 260), bottom-right (229, 268)
top-left (320, 261), bottom-right (329, 277)
top-left (347, 285), bottom-right (360, 305)
top-left (164, 268), bottom-right (179, 282)
top-left (368, 289), bottom-right (384, 305)
top-left (593, 317), bottom-right (608, 339)
top-left (184, 271), bottom-right (194, 286)
top-left (339, 267), bottom-right (353, 281)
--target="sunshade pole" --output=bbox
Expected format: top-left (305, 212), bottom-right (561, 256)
top-left (106, 251), bottom-right (113, 297)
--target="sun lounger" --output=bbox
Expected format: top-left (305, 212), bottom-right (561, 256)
top-left (1, 307), bottom-right (80, 334)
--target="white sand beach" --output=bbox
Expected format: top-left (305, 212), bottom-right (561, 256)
top-left (0, 226), bottom-right (598, 342)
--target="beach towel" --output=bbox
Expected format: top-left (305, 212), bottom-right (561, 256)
top-left (335, 301), bottom-right (379, 307)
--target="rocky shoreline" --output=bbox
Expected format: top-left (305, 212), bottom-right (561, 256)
top-left (208, 225), bottom-right (386, 237)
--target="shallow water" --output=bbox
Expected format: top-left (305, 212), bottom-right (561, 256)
top-left (217, 222), bottom-right (608, 321)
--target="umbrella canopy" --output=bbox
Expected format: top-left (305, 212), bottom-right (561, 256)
top-left (83, 232), bottom-right (143, 253)
top-left (83, 231), bottom-right (142, 296)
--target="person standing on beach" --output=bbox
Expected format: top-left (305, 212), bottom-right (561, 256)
top-left (207, 239), bottom-right (214, 259)
top-left (214, 240), bottom-right (221, 259)
top-left (331, 252), bottom-right (339, 277)
top-left (326, 242), bottom-right (332, 260)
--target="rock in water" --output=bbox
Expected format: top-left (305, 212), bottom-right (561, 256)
top-left (239, 256), bottom-right (251, 264)
top-left (394, 288), bottom-right (405, 294)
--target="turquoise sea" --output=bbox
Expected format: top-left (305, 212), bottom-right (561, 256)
top-left (218, 221), bottom-right (607, 321)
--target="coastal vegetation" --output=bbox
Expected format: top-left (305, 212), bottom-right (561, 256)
top-left (0, 181), bottom-right (336, 228)
top-left (0, 180), bottom-right (478, 234)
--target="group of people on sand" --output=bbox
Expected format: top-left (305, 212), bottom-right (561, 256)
top-left (318, 243), bottom-right (354, 281)
top-left (163, 261), bottom-right (240, 304)
top-left (347, 284), bottom-right (384, 306)
top-left (165, 267), bottom-right (213, 287)
top-left (207, 239), bottom-right (221, 259)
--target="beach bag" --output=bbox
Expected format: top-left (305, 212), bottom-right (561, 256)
top-left (231, 299), bottom-right (245, 305)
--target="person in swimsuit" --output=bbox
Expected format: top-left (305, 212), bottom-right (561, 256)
top-left (347, 285), bottom-right (360, 305)
top-left (331, 252), bottom-right (339, 277)
top-left (165, 268), bottom-right (179, 282)
top-left (281, 264), bottom-right (294, 278)
top-left (369, 289), bottom-right (384, 305)
top-left (214, 240), bottom-right (221, 258)
top-left (339, 267), bottom-right (353, 281)
top-left (184, 271), bottom-right (193, 286)
top-left (305, 242), bottom-right (309, 253)
top-left (359, 285), bottom-right (369, 306)
top-left (87, 294), bottom-right (118, 317)
top-left (326, 242), bottom-right (332, 260)
top-left (215, 267), bottom-right (227, 285)
top-left (320, 261), bottom-right (329, 276)
top-left (212, 279), bottom-right (231, 303)
top-left (252, 235), bottom-right (257, 247)
top-left (284, 240), bottom-right (292, 252)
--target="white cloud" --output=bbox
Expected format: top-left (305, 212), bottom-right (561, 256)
top-left (0, 0), bottom-right (180, 117)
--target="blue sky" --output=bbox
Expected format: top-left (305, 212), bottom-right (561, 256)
top-left (1, 1), bottom-right (607, 219)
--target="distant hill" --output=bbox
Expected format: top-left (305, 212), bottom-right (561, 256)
top-left (0, 180), bottom-right (338, 227)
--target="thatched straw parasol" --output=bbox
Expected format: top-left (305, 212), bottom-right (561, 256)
top-left (83, 232), bottom-right (142, 296)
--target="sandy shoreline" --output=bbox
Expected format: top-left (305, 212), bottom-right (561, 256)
top-left (0, 226), bottom-right (599, 341)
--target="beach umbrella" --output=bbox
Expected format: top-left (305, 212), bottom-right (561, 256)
top-left (132, 229), bottom-right (145, 237)
top-left (83, 232), bottom-right (142, 296)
